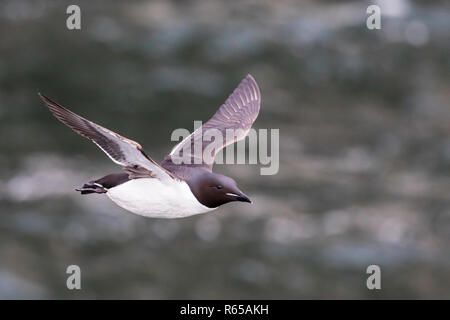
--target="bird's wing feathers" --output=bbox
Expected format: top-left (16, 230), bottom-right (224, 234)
top-left (39, 93), bottom-right (176, 181)
top-left (167, 74), bottom-right (260, 171)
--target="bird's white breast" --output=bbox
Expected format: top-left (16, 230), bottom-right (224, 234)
top-left (106, 178), bottom-right (215, 218)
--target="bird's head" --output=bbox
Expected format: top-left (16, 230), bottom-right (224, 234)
top-left (187, 172), bottom-right (251, 209)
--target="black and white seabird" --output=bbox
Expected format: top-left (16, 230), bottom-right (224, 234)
top-left (39, 75), bottom-right (261, 218)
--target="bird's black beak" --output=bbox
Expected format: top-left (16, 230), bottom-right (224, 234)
top-left (236, 194), bottom-right (251, 203)
top-left (226, 192), bottom-right (252, 203)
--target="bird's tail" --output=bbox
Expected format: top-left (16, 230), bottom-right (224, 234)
top-left (75, 181), bottom-right (107, 195)
top-left (75, 173), bottom-right (129, 195)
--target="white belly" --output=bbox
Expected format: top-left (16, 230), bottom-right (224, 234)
top-left (106, 178), bottom-right (215, 218)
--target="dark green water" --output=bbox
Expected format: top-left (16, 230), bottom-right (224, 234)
top-left (0, 0), bottom-right (449, 298)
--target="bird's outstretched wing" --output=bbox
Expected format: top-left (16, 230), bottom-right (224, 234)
top-left (39, 93), bottom-right (176, 181)
top-left (165, 74), bottom-right (261, 171)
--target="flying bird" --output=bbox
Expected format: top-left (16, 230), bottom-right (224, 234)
top-left (39, 75), bottom-right (261, 218)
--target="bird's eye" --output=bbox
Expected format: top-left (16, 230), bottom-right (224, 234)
top-left (216, 185), bottom-right (223, 189)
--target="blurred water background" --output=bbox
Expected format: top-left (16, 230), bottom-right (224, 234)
top-left (0, 0), bottom-right (449, 299)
